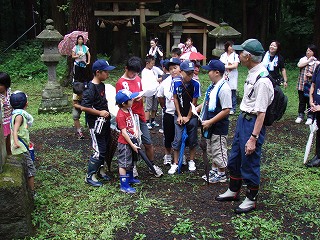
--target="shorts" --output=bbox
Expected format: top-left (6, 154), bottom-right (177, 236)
top-left (2, 122), bottom-right (10, 137)
top-left (72, 107), bottom-right (82, 120)
top-left (172, 116), bottom-right (198, 150)
top-left (145, 95), bottom-right (158, 112)
top-left (140, 121), bottom-right (153, 145)
top-left (22, 151), bottom-right (36, 177)
top-left (206, 134), bottom-right (228, 168)
top-left (117, 143), bottom-right (134, 170)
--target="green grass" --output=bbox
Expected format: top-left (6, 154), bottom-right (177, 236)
top-left (1, 41), bottom-right (319, 239)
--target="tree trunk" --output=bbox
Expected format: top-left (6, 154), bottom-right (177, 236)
top-left (66, 0), bottom-right (96, 86)
top-left (242, 0), bottom-right (247, 40)
top-left (24, 0), bottom-right (37, 39)
top-left (313, 0), bottom-right (320, 49)
top-left (260, 0), bottom-right (269, 46)
top-left (51, 0), bottom-right (68, 35)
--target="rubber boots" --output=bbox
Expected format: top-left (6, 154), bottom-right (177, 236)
top-left (235, 187), bottom-right (258, 214)
top-left (215, 176), bottom-right (242, 201)
top-left (120, 175), bottom-right (136, 194)
top-left (85, 156), bottom-right (103, 187)
top-left (127, 171), bottom-right (141, 184)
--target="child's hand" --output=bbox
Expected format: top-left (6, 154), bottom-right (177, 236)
top-left (131, 144), bottom-right (140, 153)
top-left (177, 115), bottom-right (183, 125)
top-left (202, 120), bottom-right (211, 130)
top-left (99, 110), bottom-right (110, 118)
top-left (13, 142), bottom-right (20, 149)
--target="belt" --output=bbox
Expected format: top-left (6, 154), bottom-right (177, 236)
top-left (241, 112), bottom-right (257, 121)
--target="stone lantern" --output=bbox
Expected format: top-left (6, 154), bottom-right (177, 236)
top-left (208, 22), bottom-right (241, 57)
top-left (166, 4), bottom-right (187, 49)
top-left (36, 19), bottom-right (70, 114)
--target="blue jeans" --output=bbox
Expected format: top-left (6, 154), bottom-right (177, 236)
top-left (227, 113), bottom-right (266, 187)
top-left (231, 90), bottom-right (237, 112)
top-left (172, 116), bottom-right (198, 150)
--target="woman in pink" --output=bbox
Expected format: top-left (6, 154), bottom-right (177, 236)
top-left (0, 72), bottom-right (13, 155)
top-left (181, 38), bottom-right (197, 54)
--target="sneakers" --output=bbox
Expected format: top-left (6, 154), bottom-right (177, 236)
top-left (152, 165), bottom-right (163, 177)
top-left (159, 128), bottom-right (164, 134)
top-left (295, 116), bottom-right (303, 124)
top-left (163, 155), bottom-right (172, 165)
top-left (201, 169), bottom-right (218, 181)
top-left (305, 118), bottom-right (313, 125)
top-left (147, 123), bottom-right (153, 130)
top-left (188, 160), bottom-right (196, 172)
top-left (133, 165), bottom-right (138, 178)
top-left (182, 155), bottom-right (187, 165)
top-left (168, 163), bottom-right (178, 174)
top-left (152, 121), bottom-right (160, 127)
top-left (208, 173), bottom-right (227, 183)
top-left (230, 110), bottom-right (235, 115)
top-left (77, 131), bottom-right (84, 139)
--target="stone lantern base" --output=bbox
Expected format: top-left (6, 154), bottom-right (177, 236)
top-left (38, 81), bottom-right (70, 114)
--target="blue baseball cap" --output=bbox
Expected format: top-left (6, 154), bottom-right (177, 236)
top-left (116, 89), bottom-right (139, 104)
top-left (10, 91), bottom-right (27, 109)
top-left (180, 60), bottom-right (195, 71)
top-left (202, 60), bottom-right (225, 73)
top-left (166, 58), bottom-right (181, 68)
top-left (92, 59), bottom-right (115, 72)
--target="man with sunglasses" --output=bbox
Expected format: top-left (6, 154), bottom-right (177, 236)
top-left (215, 39), bottom-right (274, 214)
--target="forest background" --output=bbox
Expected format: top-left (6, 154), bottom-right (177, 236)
top-left (0, 0), bottom-right (319, 64)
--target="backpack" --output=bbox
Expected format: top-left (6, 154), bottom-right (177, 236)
top-left (248, 73), bottom-right (288, 126)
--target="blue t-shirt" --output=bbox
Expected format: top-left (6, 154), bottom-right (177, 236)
top-left (173, 76), bottom-right (201, 117)
top-left (312, 65), bottom-right (320, 104)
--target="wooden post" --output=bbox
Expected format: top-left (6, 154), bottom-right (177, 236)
top-left (166, 31), bottom-right (171, 58)
top-left (139, 2), bottom-right (146, 57)
top-left (203, 28), bottom-right (207, 64)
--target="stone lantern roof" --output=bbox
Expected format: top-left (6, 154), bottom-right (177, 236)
top-left (208, 22), bottom-right (241, 39)
top-left (36, 19), bottom-right (63, 41)
top-left (166, 4), bottom-right (188, 23)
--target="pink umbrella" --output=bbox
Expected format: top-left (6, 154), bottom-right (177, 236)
top-left (58, 31), bottom-right (89, 56)
top-left (180, 52), bottom-right (206, 61)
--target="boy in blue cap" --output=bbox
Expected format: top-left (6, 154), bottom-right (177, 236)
top-left (169, 60), bottom-right (201, 174)
top-left (81, 59), bottom-right (115, 187)
top-left (198, 60), bottom-right (232, 183)
top-left (115, 89), bottom-right (141, 193)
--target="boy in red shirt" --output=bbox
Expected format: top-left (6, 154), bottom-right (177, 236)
top-left (116, 56), bottom-right (163, 177)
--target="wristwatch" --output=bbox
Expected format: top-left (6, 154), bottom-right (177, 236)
top-left (251, 133), bottom-right (259, 139)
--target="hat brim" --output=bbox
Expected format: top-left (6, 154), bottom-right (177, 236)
top-left (232, 45), bottom-right (244, 51)
top-left (181, 67), bottom-right (195, 71)
top-left (201, 65), bottom-right (212, 70)
top-left (102, 66), bottom-right (116, 71)
top-left (130, 92), bottom-right (139, 99)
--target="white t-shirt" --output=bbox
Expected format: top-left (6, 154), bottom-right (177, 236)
top-left (157, 76), bottom-right (175, 115)
top-left (141, 68), bottom-right (159, 95)
top-left (72, 45), bottom-right (89, 63)
top-left (220, 52), bottom-right (240, 90)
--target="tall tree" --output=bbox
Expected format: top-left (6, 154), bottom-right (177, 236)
top-left (313, 0), bottom-right (320, 49)
top-left (51, 0), bottom-right (68, 35)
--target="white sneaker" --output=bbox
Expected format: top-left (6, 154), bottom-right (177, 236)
top-left (305, 118), bottom-right (313, 125)
top-left (208, 173), bottom-right (227, 183)
top-left (295, 116), bottom-right (303, 124)
top-left (230, 110), bottom-right (235, 115)
top-left (152, 165), bottom-right (163, 177)
top-left (188, 160), bottom-right (196, 172)
top-left (201, 169), bottom-right (218, 181)
top-left (163, 155), bottom-right (172, 165)
top-left (147, 122), bottom-right (153, 129)
top-left (159, 128), bottom-right (164, 134)
top-left (168, 163), bottom-right (178, 174)
top-left (133, 165), bottom-right (138, 178)
top-left (182, 155), bottom-right (187, 165)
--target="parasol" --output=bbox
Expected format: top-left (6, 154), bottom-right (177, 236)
top-left (58, 31), bottom-right (89, 56)
top-left (180, 52), bottom-right (206, 61)
top-left (304, 119), bottom-right (318, 164)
